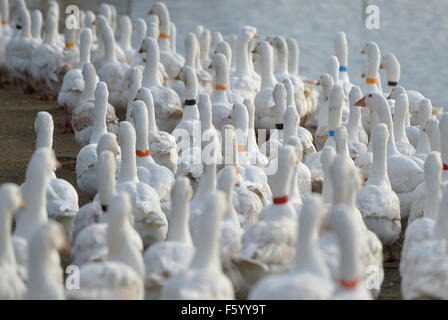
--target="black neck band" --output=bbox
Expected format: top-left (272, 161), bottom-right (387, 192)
top-left (388, 81), bottom-right (398, 86)
top-left (185, 99), bottom-right (196, 105)
top-left (275, 123), bottom-right (284, 130)
top-left (16, 25), bottom-right (22, 29)
top-left (101, 205), bottom-right (108, 212)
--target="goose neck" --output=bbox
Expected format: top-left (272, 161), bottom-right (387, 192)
top-left (368, 134), bottom-right (389, 186)
top-left (143, 49), bottom-right (161, 87)
top-left (103, 28), bottom-right (117, 63)
top-left (80, 73), bottom-right (97, 103)
top-left (192, 162), bottom-right (216, 204)
top-left (274, 42), bottom-right (288, 75)
top-left (259, 45), bottom-right (277, 89)
top-left (36, 124), bottom-right (53, 149)
top-left (374, 104), bottom-right (400, 155)
top-left (393, 105), bottom-right (408, 143)
top-left (90, 97), bottom-right (107, 145)
top-left (78, 39), bottom-right (91, 69)
top-left (156, 10), bottom-right (171, 51)
top-left (346, 106), bottom-right (360, 142)
top-left (118, 136), bottom-right (138, 184)
top-left (190, 205), bottom-right (221, 270)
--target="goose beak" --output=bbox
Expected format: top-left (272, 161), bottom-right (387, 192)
top-left (55, 158), bottom-right (62, 170)
top-left (354, 96), bottom-right (366, 107)
top-left (138, 47), bottom-right (144, 54)
top-left (60, 241), bottom-right (71, 256)
top-left (19, 200), bottom-right (26, 210)
top-left (379, 63), bottom-right (383, 69)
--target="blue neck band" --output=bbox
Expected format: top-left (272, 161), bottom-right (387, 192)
top-left (339, 66), bottom-right (348, 72)
top-left (329, 130), bottom-right (335, 137)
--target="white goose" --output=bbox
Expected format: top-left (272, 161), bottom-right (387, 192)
top-left (75, 82), bottom-right (117, 198)
top-left (29, 13), bottom-right (63, 100)
top-left (143, 177), bottom-right (195, 300)
top-left (71, 133), bottom-right (119, 244)
top-left (130, 100), bottom-right (174, 214)
top-left (13, 148), bottom-right (55, 280)
top-left (283, 78), bottom-right (316, 159)
top-left (330, 205), bottom-right (373, 300)
top-left (72, 149), bottom-right (143, 267)
top-left (239, 145), bottom-right (298, 278)
top-left (219, 125), bottom-right (264, 228)
top-left (315, 73), bottom-right (334, 150)
top-left (162, 191), bottom-right (235, 300)
top-left (253, 40), bottom-right (278, 130)
top-left (305, 83), bottom-right (344, 189)
top-left (68, 193), bottom-right (144, 300)
top-left (117, 121), bottom-right (167, 249)
top-left (135, 87), bottom-right (178, 174)
top-left (356, 123), bottom-right (401, 256)
top-left (334, 32), bottom-right (353, 96)
top-left (5, 7), bottom-right (39, 93)
top-left (346, 86), bottom-right (367, 160)
top-left (249, 194), bottom-right (333, 300)
top-left (58, 28), bottom-right (93, 133)
top-left (149, 2), bottom-right (184, 79)
top-left (0, 183), bottom-right (26, 299)
top-left (27, 221), bottom-right (68, 300)
top-left (414, 99), bottom-right (434, 161)
top-left (355, 92), bottom-right (424, 219)
top-left (140, 36), bottom-right (182, 132)
top-left (71, 65), bottom-right (118, 147)
top-left (97, 17), bottom-right (130, 109)
top-left (230, 26), bottom-right (259, 101)
top-left (34, 112), bottom-right (79, 241)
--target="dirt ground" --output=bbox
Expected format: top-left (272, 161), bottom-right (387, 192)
top-left (0, 84), bottom-right (402, 299)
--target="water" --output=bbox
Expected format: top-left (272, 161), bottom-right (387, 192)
top-left (82, 0), bottom-right (448, 107)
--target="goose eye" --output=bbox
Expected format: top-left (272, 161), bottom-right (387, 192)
top-left (368, 94), bottom-right (372, 97)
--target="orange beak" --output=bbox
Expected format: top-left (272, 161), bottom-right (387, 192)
top-left (19, 199), bottom-right (26, 210)
top-left (354, 96), bottom-right (366, 107)
top-left (60, 241), bottom-right (71, 256)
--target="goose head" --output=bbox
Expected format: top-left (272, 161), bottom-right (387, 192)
top-left (148, 2), bottom-right (170, 35)
top-left (99, 3), bottom-right (112, 23)
top-left (380, 54), bottom-right (400, 86)
top-left (34, 111), bottom-right (54, 150)
top-left (268, 145), bottom-right (297, 198)
top-left (361, 42), bottom-right (380, 79)
top-left (176, 66), bottom-right (198, 101)
top-left (317, 73), bottom-right (334, 101)
top-left (354, 91), bottom-right (386, 111)
top-left (0, 183), bottom-right (24, 213)
top-left (326, 56), bottom-right (339, 84)
top-left (133, 18), bottom-right (148, 48)
top-left (423, 118), bottom-right (441, 152)
top-left (215, 41), bottom-right (232, 70)
top-left (273, 82), bottom-right (287, 122)
top-left (239, 26), bottom-right (259, 43)
top-left (96, 132), bottom-right (120, 158)
top-left (334, 126), bottom-right (349, 156)
top-left (31, 9), bottom-right (42, 40)
top-left (418, 99), bottom-right (432, 127)
top-left (328, 83), bottom-right (344, 130)
top-left (387, 85), bottom-right (405, 100)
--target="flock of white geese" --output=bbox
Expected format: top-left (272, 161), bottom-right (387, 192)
top-left (0, 0), bottom-right (447, 300)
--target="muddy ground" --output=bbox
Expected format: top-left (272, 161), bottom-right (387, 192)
top-left (0, 84), bottom-right (402, 299)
